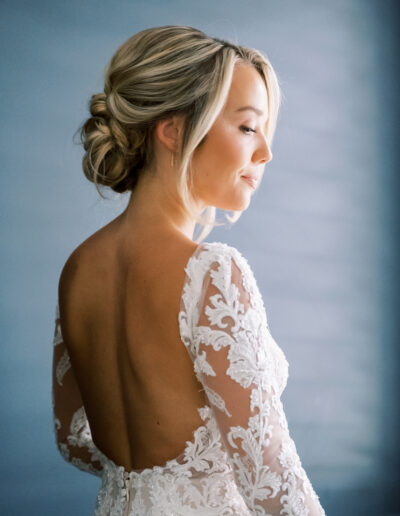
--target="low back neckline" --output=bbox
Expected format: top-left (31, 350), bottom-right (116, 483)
top-left (56, 240), bottom-right (226, 475)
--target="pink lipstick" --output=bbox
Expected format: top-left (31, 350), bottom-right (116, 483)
top-left (241, 176), bottom-right (258, 189)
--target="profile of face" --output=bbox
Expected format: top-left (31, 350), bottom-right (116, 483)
top-left (191, 63), bottom-right (272, 212)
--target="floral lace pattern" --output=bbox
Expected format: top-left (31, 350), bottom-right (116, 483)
top-left (55, 349), bottom-right (70, 386)
top-left (178, 242), bottom-right (325, 516)
top-left (52, 241), bottom-right (325, 515)
top-left (52, 309), bottom-right (103, 478)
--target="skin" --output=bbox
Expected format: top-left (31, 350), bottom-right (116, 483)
top-left (191, 63), bottom-right (272, 213)
top-left (57, 63), bottom-right (273, 471)
top-left (118, 62), bottom-right (272, 240)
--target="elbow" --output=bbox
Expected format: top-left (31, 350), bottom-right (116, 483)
top-left (56, 438), bottom-right (72, 464)
top-left (53, 418), bottom-right (71, 463)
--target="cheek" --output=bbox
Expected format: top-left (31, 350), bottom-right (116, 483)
top-left (207, 128), bottom-right (247, 170)
top-left (191, 125), bottom-right (249, 200)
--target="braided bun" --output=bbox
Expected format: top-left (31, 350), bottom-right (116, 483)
top-left (80, 92), bottom-right (150, 193)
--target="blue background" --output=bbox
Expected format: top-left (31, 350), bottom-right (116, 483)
top-left (0, 1), bottom-right (399, 515)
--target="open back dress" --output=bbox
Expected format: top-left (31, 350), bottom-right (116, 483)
top-left (52, 241), bottom-right (326, 515)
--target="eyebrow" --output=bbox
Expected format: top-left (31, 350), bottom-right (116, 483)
top-left (236, 105), bottom-right (266, 116)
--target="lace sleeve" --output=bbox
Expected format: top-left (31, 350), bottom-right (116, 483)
top-left (52, 303), bottom-right (103, 477)
top-left (180, 244), bottom-right (325, 515)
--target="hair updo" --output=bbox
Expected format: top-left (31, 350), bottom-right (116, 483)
top-left (79, 25), bottom-right (281, 239)
top-left (81, 91), bottom-right (151, 193)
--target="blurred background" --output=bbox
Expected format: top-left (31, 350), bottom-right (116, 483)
top-left (0, 0), bottom-right (399, 515)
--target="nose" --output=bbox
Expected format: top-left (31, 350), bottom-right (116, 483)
top-left (252, 135), bottom-right (273, 165)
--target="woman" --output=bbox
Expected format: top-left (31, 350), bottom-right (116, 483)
top-left (52, 25), bottom-right (326, 515)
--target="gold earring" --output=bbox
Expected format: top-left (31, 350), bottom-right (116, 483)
top-left (170, 152), bottom-right (175, 168)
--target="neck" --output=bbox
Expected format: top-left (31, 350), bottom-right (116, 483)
top-left (119, 168), bottom-right (204, 242)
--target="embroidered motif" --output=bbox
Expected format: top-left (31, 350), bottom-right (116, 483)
top-left (51, 242), bottom-right (325, 515)
top-left (56, 349), bottom-right (71, 386)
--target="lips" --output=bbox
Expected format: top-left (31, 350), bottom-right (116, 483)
top-left (241, 175), bottom-right (258, 189)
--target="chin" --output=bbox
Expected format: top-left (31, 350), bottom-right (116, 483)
top-left (216, 195), bottom-right (251, 212)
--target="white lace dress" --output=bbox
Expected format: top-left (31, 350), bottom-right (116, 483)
top-left (52, 241), bottom-right (326, 515)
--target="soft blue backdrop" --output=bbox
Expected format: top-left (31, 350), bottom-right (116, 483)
top-left (1, 1), bottom-right (399, 515)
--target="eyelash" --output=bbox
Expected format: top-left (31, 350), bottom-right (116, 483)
top-left (240, 125), bottom-right (256, 135)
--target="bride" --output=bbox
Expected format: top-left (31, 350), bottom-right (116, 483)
top-left (52, 25), bottom-right (326, 515)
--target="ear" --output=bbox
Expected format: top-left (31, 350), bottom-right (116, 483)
top-left (154, 115), bottom-right (184, 152)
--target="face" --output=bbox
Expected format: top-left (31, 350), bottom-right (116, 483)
top-left (191, 63), bottom-right (272, 212)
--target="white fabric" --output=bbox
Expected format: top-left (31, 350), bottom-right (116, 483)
top-left (52, 241), bottom-right (325, 515)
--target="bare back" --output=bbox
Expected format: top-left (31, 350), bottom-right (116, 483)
top-left (58, 216), bottom-right (206, 471)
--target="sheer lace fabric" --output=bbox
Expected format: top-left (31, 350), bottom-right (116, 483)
top-left (52, 241), bottom-right (325, 515)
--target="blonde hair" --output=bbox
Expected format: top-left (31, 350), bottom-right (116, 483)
top-left (80, 25), bottom-right (281, 242)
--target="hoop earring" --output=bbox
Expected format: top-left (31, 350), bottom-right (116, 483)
top-left (170, 152), bottom-right (175, 168)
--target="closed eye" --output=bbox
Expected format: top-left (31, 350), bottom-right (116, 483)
top-left (240, 125), bottom-right (256, 135)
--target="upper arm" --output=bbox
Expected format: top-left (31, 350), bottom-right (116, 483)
top-left (180, 244), bottom-right (325, 515)
top-left (52, 304), bottom-right (103, 476)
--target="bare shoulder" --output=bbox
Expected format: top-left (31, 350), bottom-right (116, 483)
top-left (58, 228), bottom-right (105, 306)
top-left (60, 227), bottom-right (197, 292)
top-left (59, 215), bottom-right (118, 284)
top-left (58, 242), bottom-right (86, 314)
top-left (128, 228), bottom-right (200, 267)
top-left (133, 235), bottom-right (200, 287)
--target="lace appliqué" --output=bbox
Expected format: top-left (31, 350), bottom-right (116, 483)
top-left (179, 242), bottom-right (325, 515)
top-left (53, 304), bottom-right (63, 347)
top-left (52, 242), bottom-right (325, 515)
top-left (67, 406), bottom-right (104, 476)
top-left (56, 349), bottom-right (71, 385)
top-left (94, 405), bottom-right (252, 516)
top-left (52, 304), bottom-right (103, 478)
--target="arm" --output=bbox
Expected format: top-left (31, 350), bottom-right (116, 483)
top-left (52, 303), bottom-right (103, 476)
top-left (180, 245), bottom-right (325, 515)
